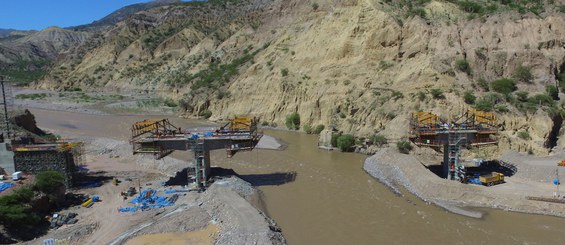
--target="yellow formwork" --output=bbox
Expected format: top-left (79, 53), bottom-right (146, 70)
top-left (229, 116), bottom-right (257, 131)
top-left (413, 112), bottom-right (441, 125)
top-left (467, 109), bottom-right (496, 126)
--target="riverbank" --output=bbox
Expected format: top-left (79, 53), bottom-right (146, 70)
top-left (364, 147), bottom-right (565, 218)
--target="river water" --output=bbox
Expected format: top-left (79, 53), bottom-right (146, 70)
top-left (30, 109), bottom-right (565, 245)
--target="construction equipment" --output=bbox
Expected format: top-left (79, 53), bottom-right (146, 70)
top-left (558, 159), bottom-right (565, 166)
top-left (409, 110), bottom-right (498, 181)
top-left (130, 117), bottom-right (262, 188)
top-left (479, 172), bottom-right (504, 186)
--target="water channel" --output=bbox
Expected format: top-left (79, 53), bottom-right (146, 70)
top-left (31, 109), bottom-right (565, 245)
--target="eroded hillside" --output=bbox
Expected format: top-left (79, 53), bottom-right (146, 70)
top-left (37, 0), bottom-right (565, 155)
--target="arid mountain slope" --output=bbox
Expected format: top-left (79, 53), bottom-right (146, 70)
top-left (0, 27), bottom-right (91, 67)
top-left (37, 0), bottom-right (565, 155)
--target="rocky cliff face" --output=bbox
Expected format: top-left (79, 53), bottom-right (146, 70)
top-left (37, 0), bottom-right (565, 155)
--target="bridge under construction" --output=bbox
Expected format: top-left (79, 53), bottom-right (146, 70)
top-left (130, 116), bottom-right (262, 188)
top-left (409, 110), bottom-right (498, 181)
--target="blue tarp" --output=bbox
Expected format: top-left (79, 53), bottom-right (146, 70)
top-left (118, 189), bottom-right (177, 213)
top-left (468, 178), bottom-right (482, 185)
top-left (0, 182), bottom-right (15, 193)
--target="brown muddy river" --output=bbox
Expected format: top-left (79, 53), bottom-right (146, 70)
top-left (31, 109), bottom-right (565, 245)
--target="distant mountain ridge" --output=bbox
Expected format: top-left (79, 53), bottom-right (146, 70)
top-left (0, 0), bottom-right (182, 83)
top-left (68, 0), bottom-right (181, 31)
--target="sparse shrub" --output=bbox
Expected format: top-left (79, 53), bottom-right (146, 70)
top-left (517, 130), bottom-right (531, 140)
top-left (313, 124), bottom-right (325, 134)
top-left (216, 91), bottom-right (230, 99)
top-left (516, 91), bottom-right (529, 102)
top-left (371, 135), bottom-right (388, 147)
top-left (379, 60), bottom-right (394, 70)
top-left (430, 88), bottom-right (445, 99)
top-left (513, 65), bottom-right (533, 83)
top-left (331, 133), bottom-right (340, 147)
top-left (337, 134), bottom-right (355, 152)
top-left (495, 104), bottom-right (509, 113)
top-left (475, 97), bottom-right (494, 111)
top-left (559, 71), bottom-right (565, 92)
top-left (417, 91), bottom-right (426, 101)
top-left (303, 124), bottom-right (313, 134)
top-left (270, 122), bottom-right (278, 128)
top-left (200, 109), bottom-right (212, 119)
top-left (343, 80), bottom-right (351, 85)
top-left (477, 78), bottom-right (489, 92)
top-left (458, 0), bottom-right (484, 13)
top-left (463, 91), bottom-right (476, 104)
top-left (491, 78), bottom-right (517, 95)
top-left (455, 59), bottom-right (472, 75)
top-left (528, 94), bottom-right (554, 107)
top-left (285, 112), bottom-right (300, 130)
top-left (261, 121), bottom-right (269, 126)
top-left (528, 147), bottom-right (534, 155)
top-left (340, 112), bottom-right (346, 118)
top-left (409, 7), bottom-right (427, 18)
top-left (385, 112), bottom-right (397, 120)
top-left (397, 140), bottom-right (413, 154)
top-left (281, 68), bottom-right (289, 77)
top-left (163, 98), bottom-right (178, 107)
top-left (391, 91), bottom-right (404, 100)
top-left (312, 3), bottom-right (319, 10)
top-left (546, 85), bottom-right (559, 100)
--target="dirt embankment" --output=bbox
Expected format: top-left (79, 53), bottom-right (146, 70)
top-left (363, 147), bottom-right (565, 218)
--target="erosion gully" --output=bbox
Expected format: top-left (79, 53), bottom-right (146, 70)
top-left (31, 109), bottom-right (565, 245)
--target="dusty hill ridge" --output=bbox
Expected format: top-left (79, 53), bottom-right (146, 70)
top-left (36, 0), bottom-right (565, 155)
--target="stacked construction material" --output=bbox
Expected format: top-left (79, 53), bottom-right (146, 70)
top-left (50, 212), bottom-right (78, 229)
top-left (118, 189), bottom-right (178, 213)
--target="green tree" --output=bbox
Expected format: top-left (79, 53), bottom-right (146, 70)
top-left (337, 134), bottom-right (355, 152)
top-left (285, 112), bottom-right (300, 130)
top-left (0, 187), bottom-right (41, 228)
top-left (35, 171), bottom-right (65, 194)
top-left (491, 78), bottom-right (517, 95)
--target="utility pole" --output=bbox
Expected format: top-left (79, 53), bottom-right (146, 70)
top-left (0, 76), bottom-right (10, 138)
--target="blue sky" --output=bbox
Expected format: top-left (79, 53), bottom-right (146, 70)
top-left (0, 0), bottom-right (156, 30)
